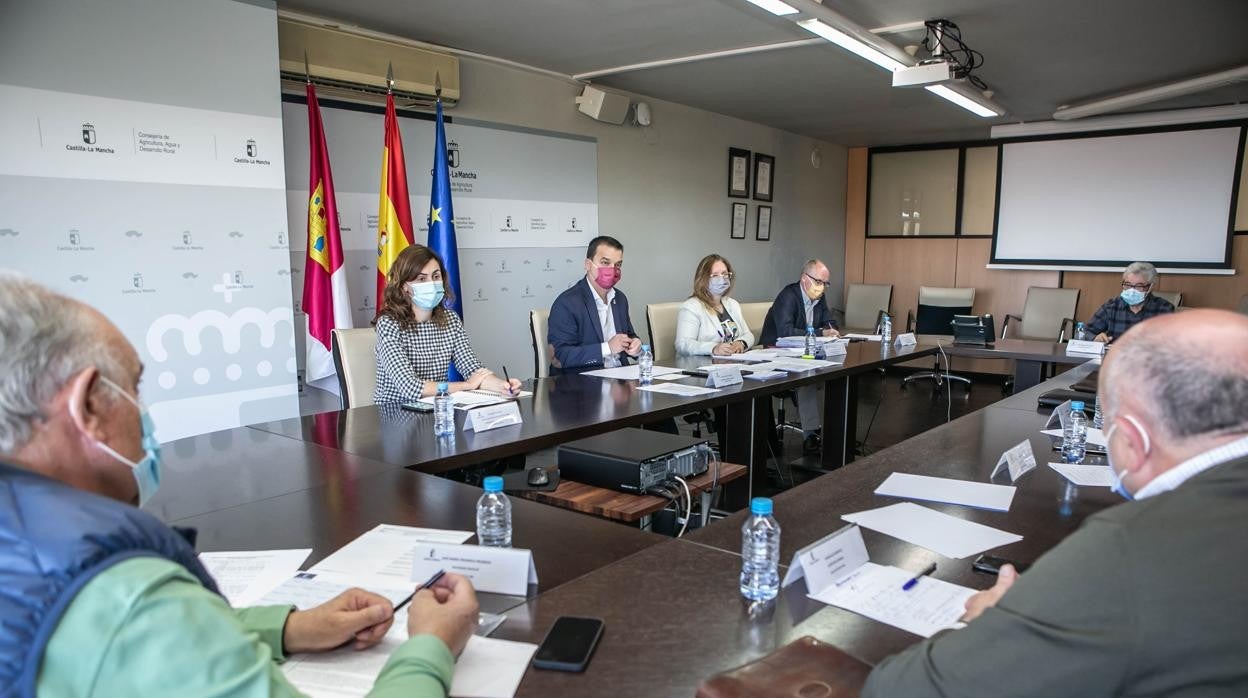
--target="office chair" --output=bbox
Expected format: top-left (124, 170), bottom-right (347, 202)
top-left (331, 328), bottom-right (378, 409)
top-left (1000, 286), bottom-right (1080, 393)
top-left (1153, 290), bottom-right (1182, 308)
top-left (644, 302), bottom-right (683, 364)
top-left (842, 283), bottom-right (892, 334)
top-left (529, 309), bottom-right (551, 379)
top-left (1237, 293), bottom-right (1248, 316)
top-left (901, 286), bottom-right (975, 392)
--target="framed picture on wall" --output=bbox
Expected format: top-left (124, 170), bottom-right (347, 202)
top-left (753, 153), bottom-right (775, 202)
top-left (730, 202), bottom-right (748, 239)
top-left (756, 205), bottom-right (772, 241)
top-left (728, 147), bottom-right (751, 198)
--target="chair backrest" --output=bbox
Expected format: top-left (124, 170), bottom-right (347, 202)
top-left (1237, 293), bottom-right (1248, 316)
top-left (844, 283), bottom-right (892, 331)
top-left (645, 302), bottom-right (683, 363)
top-left (1153, 290), bottom-right (1182, 308)
top-left (737, 301), bottom-right (772, 343)
top-left (1019, 286), bottom-right (1080, 341)
top-left (915, 286), bottom-right (975, 334)
top-left (529, 308), bottom-right (551, 378)
top-left (331, 328), bottom-right (377, 409)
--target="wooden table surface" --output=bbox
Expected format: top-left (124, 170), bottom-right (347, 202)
top-left (515, 462), bottom-right (747, 522)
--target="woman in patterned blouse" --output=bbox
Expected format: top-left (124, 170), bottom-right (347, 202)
top-left (373, 245), bottom-right (521, 404)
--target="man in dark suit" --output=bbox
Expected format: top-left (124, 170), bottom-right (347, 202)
top-left (547, 235), bottom-right (641, 375)
top-left (863, 309), bottom-right (1248, 697)
top-left (761, 259), bottom-right (840, 453)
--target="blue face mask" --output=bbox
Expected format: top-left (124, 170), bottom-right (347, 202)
top-left (708, 277), bottom-right (732, 297)
top-left (1106, 415), bottom-right (1151, 501)
top-left (1120, 288), bottom-right (1148, 306)
top-left (95, 376), bottom-right (162, 506)
top-left (408, 281), bottom-right (446, 310)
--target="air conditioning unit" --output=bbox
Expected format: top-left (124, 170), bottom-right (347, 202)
top-left (277, 17), bottom-right (460, 108)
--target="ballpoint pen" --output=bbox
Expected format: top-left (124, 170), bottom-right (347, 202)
top-left (395, 569), bottom-right (446, 611)
top-left (502, 365), bottom-right (516, 396)
top-left (902, 562), bottom-right (937, 591)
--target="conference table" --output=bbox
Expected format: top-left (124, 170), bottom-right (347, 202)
top-left (247, 340), bottom-right (941, 502)
top-left (154, 353), bottom-right (1117, 696)
top-left (936, 336), bottom-right (1099, 391)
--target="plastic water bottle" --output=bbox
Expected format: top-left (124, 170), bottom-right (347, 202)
top-left (804, 326), bottom-right (816, 358)
top-left (1062, 400), bottom-right (1088, 464)
top-left (1074, 322), bottom-right (1089, 342)
top-left (638, 344), bottom-right (654, 385)
top-left (476, 476), bottom-right (512, 547)
top-left (1093, 393), bottom-right (1104, 430)
top-left (433, 382), bottom-right (455, 437)
top-left (739, 497), bottom-right (780, 601)
top-left (881, 314), bottom-right (893, 343)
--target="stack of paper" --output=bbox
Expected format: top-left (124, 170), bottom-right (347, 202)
top-left (637, 382), bottom-right (720, 396)
top-left (582, 364), bottom-right (682, 380)
top-left (199, 549), bottom-right (312, 607)
top-left (809, 562), bottom-right (974, 638)
top-left (1049, 462), bottom-right (1116, 486)
top-left (776, 335), bottom-right (841, 348)
top-left (842, 502), bottom-right (1022, 559)
top-left (874, 472), bottom-right (1017, 512)
top-left (414, 390), bottom-right (533, 411)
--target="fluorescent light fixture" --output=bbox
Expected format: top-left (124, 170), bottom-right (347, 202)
top-left (991, 104), bottom-right (1248, 138)
top-left (1053, 65), bottom-right (1248, 120)
top-left (744, 0), bottom-right (798, 16)
top-left (797, 18), bottom-right (904, 72)
top-left (925, 85), bottom-right (1000, 117)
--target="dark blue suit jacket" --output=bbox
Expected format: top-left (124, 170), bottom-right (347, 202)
top-left (759, 281), bottom-right (837, 346)
top-left (547, 277), bottom-right (637, 375)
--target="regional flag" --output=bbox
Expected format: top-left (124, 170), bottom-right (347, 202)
top-left (375, 92), bottom-right (415, 304)
top-left (427, 97), bottom-right (464, 380)
top-left (301, 82), bottom-right (352, 394)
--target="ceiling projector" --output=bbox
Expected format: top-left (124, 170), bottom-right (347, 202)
top-left (892, 60), bottom-right (957, 88)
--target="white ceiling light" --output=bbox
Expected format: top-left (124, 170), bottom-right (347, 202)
top-left (797, 18), bottom-right (904, 72)
top-left (925, 84), bottom-right (1000, 117)
top-left (991, 104), bottom-right (1248, 138)
top-left (743, 0), bottom-right (799, 16)
top-left (1052, 65), bottom-right (1248, 120)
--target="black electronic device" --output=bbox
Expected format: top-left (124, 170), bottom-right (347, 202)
top-left (400, 402), bottom-right (433, 413)
top-left (533, 616), bottom-right (604, 673)
top-left (972, 554), bottom-right (1031, 576)
top-left (556, 428), bottom-right (709, 494)
top-left (951, 314), bottom-right (996, 346)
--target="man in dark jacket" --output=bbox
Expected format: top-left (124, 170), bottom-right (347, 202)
top-left (547, 235), bottom-right (641, 375)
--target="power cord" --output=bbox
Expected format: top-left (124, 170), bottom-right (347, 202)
top-left (921, 19), bottom-right (988, 91)
top-left (672, 475), bottom-right (692, 538)
top-left (938, 340), bottom-right (952, 424)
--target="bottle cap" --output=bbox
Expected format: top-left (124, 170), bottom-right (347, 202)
top-left (642, 344), bottom-right (650, 351)
top-left (437, 382), bottom-right (449, 393)
top-left (483, 476), bottom-right (504, 493)
top-left (1071, 401), bottom-right (1085, 411)
top-left (750, 497), bottom-right (773, 515)
top-left (806, 326), bottom-right (815, 332)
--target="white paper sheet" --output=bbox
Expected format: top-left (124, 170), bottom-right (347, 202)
top-left (413, 390), bottom-right (533, 411)
top-left (581, 365), bottom-right (681, 380)
top-left (199, 549), bottom-right (312, 607)
top-left (637, 383), bottom-right (720, 396)
top-left (1048, 462), bottom-right (1116, 487)
top-left (652, 372), bottom-right (688, 381)
top-left (1041, 427), bottom-right (1108, 447)
top-left (309, 524), bottom-right (475, 589)
top-left (844, 333), bottom-right (883, 341)
top-left (808, 561), bottom-right (974, 638)
top-left (256, 571), bottom-right (412, 610)
top-left (283, 606), bottom-right (535, 698)
top-left (842, 502), bottom-right (1022, 559)
top-left (875, 472), bottom-right (1017, 512)
top-left (765, 358), bottom-right (842, 372)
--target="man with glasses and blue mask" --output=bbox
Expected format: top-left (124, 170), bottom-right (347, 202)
top-left (861, 309), bottom-right (1248, 697)
top-left (1086, 261), bottom-right (1175, 343)
top-left (760, 259), bottom-right (839, 454)
top-left (0, 275), bottom-right (479, 696)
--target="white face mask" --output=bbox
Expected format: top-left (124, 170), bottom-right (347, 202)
top-left (1106, 414), bottom-right (1151, 501)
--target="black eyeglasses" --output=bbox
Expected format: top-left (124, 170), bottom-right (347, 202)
top-left (1120, 281), bottom-right (1152, 292)
top-left (804, 272), bottom-right (829, 287)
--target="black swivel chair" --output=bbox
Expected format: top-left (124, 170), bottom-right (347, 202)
top-left (901, 286), bottom-right (976, 392)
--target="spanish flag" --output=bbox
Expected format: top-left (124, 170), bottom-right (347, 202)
top-left (301, 82), bottom-right (352, 393)
top-left (375, 92), bottom-right (414, 304)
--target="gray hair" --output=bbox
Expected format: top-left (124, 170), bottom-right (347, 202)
top-left (1123, 261), bottom-right (1158, 285)
top-left (802, 259), bottom-right (825, 275)
top-left (0, 273), bottom-right (125, 453)
top-left (1104, 334), bottom-right (1248, 441)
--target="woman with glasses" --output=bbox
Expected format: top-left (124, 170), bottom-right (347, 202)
top-left (1085, 261), bottom-right (1176, 343)
top-left (675, 254), bottom-right (755, 356)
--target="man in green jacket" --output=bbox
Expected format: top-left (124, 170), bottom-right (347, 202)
top-left (863, 309), bottom-right (1248, 696)
top-left (0, 274), bottom-right (478, 697)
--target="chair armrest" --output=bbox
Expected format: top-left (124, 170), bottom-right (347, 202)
top-left (874, 309), bottom-right (887, 334)
top-left (1001, 314), bottom-right (1023, 339)
top-left (906, 310), bottom-right (915, 334)
top-left (1057, 317), bottom-right (1076, 343)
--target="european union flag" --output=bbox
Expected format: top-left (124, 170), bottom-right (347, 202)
top-left (427, 98), bottom-right (464, 380)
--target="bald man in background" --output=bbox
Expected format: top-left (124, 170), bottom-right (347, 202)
top-left (863, 309), bottom-right (1248, 697)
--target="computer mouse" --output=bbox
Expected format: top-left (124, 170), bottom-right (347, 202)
top-left (527, 467), bottom-right (550, 486)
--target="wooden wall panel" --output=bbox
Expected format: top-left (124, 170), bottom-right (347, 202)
top-left (1065, 236), bottom-right (1248, 320)
top-left (955, 238), bottom-right (1061, 325)
top-left (843, 147), bottom-right (868, 292)
top-left (862, 238), bottom-right (957, 326)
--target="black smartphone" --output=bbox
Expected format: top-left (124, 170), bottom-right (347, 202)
top-left (400, 401), bottom-right (433, 413)
top-left (532, 616), bottom-right (604, 673)
top-left (972, 554), bottom-right (1030, 576)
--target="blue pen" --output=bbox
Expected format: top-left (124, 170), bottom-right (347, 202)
top-left (902, 562), bottom-right (937, 591)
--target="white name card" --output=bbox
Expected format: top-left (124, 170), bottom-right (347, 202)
top-left (463, 402), bottom-right (522, 432)
top-left (1066, 339), bottom-right (1105, 356)
top-left (894, 332), bottom-right (917, 346)
top-left (705, 366), bottom-right (743, 388)
top-left (991, 439), bottom-right (1037, 483)
top-left (823, 339), bottom-right (849, 356)
top-left (1045, 400), bottom-right (1073, 430)
top-left (782, 524), bottom-right (869, 595)
top-left (411, 543), bottom-right (537, 596)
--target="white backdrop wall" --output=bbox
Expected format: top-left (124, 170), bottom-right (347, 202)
top-left (0, 0), bottom-right (297, 442)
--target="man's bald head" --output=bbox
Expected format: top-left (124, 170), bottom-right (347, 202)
top-left (1101, 309), bottom-right (1248, 443)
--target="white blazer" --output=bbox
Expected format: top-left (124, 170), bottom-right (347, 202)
top-left (675, 296), bottom-right (756, 356)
